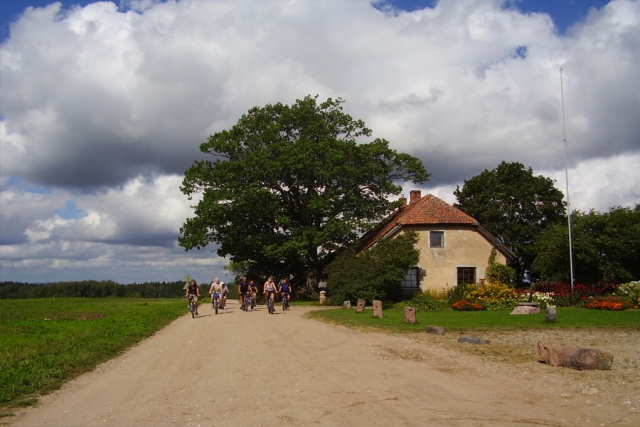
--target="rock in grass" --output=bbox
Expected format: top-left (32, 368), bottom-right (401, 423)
top-left (458, 336), bottom-right (490, 345)
top-left (343, 301), bottom-right (351, 309)
top-left (425, 325), bottom-right (445, 335)
top-left (356, 299), bottom-right (366, 313)
top-left (545, 306), bottom-right (557, 323)
top-left (372, 300), bottom-right (383, 318)
top-left (511, 303), bottom-right (540, 314)
top-left (404, 306), bottom-right (416, 324)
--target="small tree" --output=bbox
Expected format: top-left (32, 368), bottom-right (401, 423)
top-left (325, 232), bottom-right (420, 303)
top-left (485, 248), bottom-right (516, 285)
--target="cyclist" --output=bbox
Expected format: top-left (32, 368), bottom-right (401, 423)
top-left (238, 276), bottom-right (250, 309)
top-left (279, 278), bottom-right (292, 308)
top-left (238, 276), bottom-right (251, 307)
top-left (220, 281), bottom-right (228, 309)
top-left (209, 278), bottom-right (223, 309)
top-left (263, 276), bottom-right (277, 312)
top-left (185, 279), bottom-right (200, 316)
top-left (209, 277), bottom-right (222, 308)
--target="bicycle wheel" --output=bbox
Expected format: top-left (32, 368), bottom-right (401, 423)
top-left (214, 299), bottom-right (218, 315)
top-left (282, 296), bottom-right (286, 311)
top-left (190, 301), bottom-right (195, 318)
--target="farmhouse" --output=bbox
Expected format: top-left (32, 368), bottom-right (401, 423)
top-left (358, 190), bottom-right (515, 296)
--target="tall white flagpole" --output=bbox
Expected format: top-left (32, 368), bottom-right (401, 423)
top-left (560, 67), bottom-right (575, 292)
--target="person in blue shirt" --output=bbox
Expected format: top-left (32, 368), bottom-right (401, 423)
top-left (279, 278), bottom-right (292, 307)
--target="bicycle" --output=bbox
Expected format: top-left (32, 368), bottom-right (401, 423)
top-left (267, 293), bottom-right (275, 314)
top-left (282, 293), bottom-right (289, 311)
top-left (212, 293), bottom-right (220, 315)
top-left (188, 295), bottom-right (197, 318)
top-left (242, 294), bottom-right (251, 311)
top-left (250, 293), bottom-right (256, 310)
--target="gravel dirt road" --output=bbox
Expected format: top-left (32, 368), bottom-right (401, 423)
top-left (7, 301), bottom-right (640, 427)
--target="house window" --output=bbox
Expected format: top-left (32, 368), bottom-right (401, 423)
top-left (430, 231), bottom-right (444, 247)
top-left (457, 267), bottom-right (476, 285)
top-left (401, 267), bottom-right (420, 289)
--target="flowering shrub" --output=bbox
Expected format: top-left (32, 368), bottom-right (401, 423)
top-left (527, 282), bottom-right (613, 307)
top-left (515, 290), bottom-right (553, 309)
top-left (586, 297), bottom-right (632, 310)
top-left (452, 300), bottom-right (484, 311)
top-left (616, 281), bottom-right (640, 308)
top-left (464, 282), bottom-right (518, 311)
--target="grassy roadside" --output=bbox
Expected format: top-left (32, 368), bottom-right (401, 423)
top-left (0, 298), bottom-right (186, 415)
top-left (307, 307), bottom-right (640, 333)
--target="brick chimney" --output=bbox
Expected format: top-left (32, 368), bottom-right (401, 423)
top-left (399, 194), bottom-right (407, 207)
top-left (409, 190), bottom-right (421, 204)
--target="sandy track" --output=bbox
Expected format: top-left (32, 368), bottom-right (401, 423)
top-left (7, 301), bottom-right (639, 427)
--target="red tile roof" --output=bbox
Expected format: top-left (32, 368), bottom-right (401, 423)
top-left (401, 194), bottom-right (478, 225)
top-left (357, 193), bottom-right (514, 260)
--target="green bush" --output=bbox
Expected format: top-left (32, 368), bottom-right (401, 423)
top-left (482, 299), bottom-right (519, 311)
top-left (394, 291), bottom-right (448, 312)
top-left (485, 248), bottom-right (516, 285)
top-left (446, 282), bottom-right (475, 305)
top-left (325, 232), bottom-right (420, 304)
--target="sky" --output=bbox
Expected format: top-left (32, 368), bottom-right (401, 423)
top-left (1, 0), bottom-right (638, 284)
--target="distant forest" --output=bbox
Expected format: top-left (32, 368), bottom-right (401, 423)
top-left (0, 280), bottom-right (188, 299)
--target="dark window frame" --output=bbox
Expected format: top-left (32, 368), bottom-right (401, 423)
top-left (457, 267), bottom-right (476, 285)
top-left (430, 231), bottom-right (444, 248)
top-left (401, 267), bottom-right (421, 289)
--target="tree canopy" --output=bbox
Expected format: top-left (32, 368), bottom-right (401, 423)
top-left (533, 206), bottom-right (640, 284)
top-left (453, 161), bottom-right (566, 285)
top-left (179, 96), bottom-right (429, 289)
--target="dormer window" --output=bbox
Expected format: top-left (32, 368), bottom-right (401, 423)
top-left (430, 231), bottom-right (444, 247)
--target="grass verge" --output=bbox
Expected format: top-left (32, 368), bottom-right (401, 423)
top-left (307, 307), bottom-right (640, 333)
top-left (0, 298), bottom-right (185, 415)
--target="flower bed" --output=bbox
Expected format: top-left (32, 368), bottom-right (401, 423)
top-left (586, 296), bottom-right (633, 311)
top-left (452, 300), bottom-right (484, 311)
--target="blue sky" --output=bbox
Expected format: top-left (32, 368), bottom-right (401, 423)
top-left (1, 0), bottom-right (638, 283)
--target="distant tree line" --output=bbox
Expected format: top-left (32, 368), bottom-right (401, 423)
top-left (0, 280), bottom-right (188, 299)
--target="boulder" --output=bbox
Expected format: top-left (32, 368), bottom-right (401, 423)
top-left (545, 305), bottom-right (557, 323)
top-left (356, 299), bottom-right (366, 313)
top-left (537, 341), bottom-right (614, 370)
top-left (425, 325), bottom-right (445, 335)
top-left (404, 306), bottom-right (416, 324)
top-left (343, 301), bottom-right (351, 309)
top-left (372, 300), bottom-right (383, 318)
top-left (511, 303), bottom-right (541, 315)
top-left (458, 336), bottom-right (490, 345)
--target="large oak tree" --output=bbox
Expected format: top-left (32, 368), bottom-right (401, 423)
top-left (179, 96), bottom-right (429, 290)
top-left (453, 161), bottom-right (566, 285)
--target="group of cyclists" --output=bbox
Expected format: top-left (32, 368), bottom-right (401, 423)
top-left (184, 275), bottom-right (293, 316)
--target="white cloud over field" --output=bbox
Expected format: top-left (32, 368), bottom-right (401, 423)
top-left (1, 0), bottom-right (639, 282)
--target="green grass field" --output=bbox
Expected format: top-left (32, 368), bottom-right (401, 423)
top-left (307, 306), bottom-right (640, 332)
top-left (0, 298), bottom-right (186, 413)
